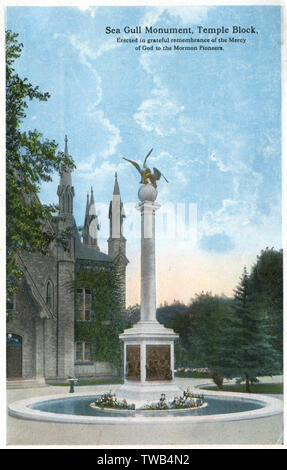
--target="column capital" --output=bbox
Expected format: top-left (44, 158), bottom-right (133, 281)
top-left (136, 201), bottom-right (161, 212)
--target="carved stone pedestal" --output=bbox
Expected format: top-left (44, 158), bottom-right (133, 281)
top-left (116, 321), bottom-right (181, 408)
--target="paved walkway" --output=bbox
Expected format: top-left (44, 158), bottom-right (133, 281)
top-left (6, 377), bottom-right (284, 446)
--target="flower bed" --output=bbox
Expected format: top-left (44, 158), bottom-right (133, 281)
top-left (143, 389), bottom-right (205, 410)
top-left (90, 391), bottom-right (135, 410)
top-left (90, 389), bottom-right (205, 412)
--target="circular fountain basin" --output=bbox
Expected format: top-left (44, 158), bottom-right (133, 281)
top-left (8, 389), bottom-right (282, 424)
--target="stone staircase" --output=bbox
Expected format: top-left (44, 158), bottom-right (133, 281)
top-left (7, 378), bottom-right (47, 389)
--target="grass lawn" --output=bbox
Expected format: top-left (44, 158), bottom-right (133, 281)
top-left (49, 379), bottom-right (123, 387)
top-left (175, 371), bottom-right (211, 379)
top-left (201, 383), bottom-right (283, 394)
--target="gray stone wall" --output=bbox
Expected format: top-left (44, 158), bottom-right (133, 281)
top-left (56, 259), bottom-right (75, 379)
top-left (7, 236), bottom-right (124, 382)
top-left (44, 318), bottom-right (58, 379)
top-left (75, 361), bottom-right (117, 379)
top-left (7, 250), bottom-right (60, 380)
top-left (7, 286), bottom-right (36, 379)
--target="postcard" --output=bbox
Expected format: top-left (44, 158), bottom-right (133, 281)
top-left (3, 1), bottom-right (285, 450)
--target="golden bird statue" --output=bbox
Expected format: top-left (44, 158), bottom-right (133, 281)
top-left (122, 149), bottom-right (168, 188)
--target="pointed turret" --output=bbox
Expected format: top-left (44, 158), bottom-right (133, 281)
top-left (89, 187), bottom-right (96, 213)
top-left (57, 135), bottom-right (75, 220)
top-left (85, 192), bottom-right (90, 221)
top-left (64, 134), bottom-right (68, 154)
top-left (108, 173), bottom-right (128, 310)
top-left (82, 187), bottom-right (100, 250)
top-left (113, 172), bottom-right (120, 195)
top-left (109, 173), bottom-right (126, 240)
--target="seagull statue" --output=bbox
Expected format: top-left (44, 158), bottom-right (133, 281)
top-left (123, 149), bottom-right (168, 188)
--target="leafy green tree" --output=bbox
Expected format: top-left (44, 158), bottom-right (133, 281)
top-left (157, 301), bottom-right (190, 327)
top-left (182, 293), bottom-right (234, 389)
top-left (159, 293), bottom-right (233, 388)
top-left (156, 301), bottom-right (192, 370)
top-left (248, 248), bottom-right (283, 367)
top-left (125, 304), bottom-right (140, 326)
top-left (6, 30), bottom-right (74, 294)
top-left (227, 267), bottom-right (280, 392)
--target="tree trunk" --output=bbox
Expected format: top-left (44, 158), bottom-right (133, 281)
top-left (212, 372), bottom-right (224, 390)
top-left (245, 377), bottom-right (251, 393)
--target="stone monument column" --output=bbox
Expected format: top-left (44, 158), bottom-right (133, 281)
top-left (139, 199), bottom-right (160, 323)
top-left (116, 183), bottom-right (182, 407)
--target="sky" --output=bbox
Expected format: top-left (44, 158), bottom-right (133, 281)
top-left (5, 4), bottom-right (282, 307)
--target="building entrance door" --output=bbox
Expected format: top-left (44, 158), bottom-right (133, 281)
top-left (7, 334), bottom-right (22, 379)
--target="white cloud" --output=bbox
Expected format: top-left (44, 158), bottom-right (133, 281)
top-left (166, 6), bottom-right (209, 25)
top-left (69, 33), bottom-right (119, 63)
top-left (178, 115), bottom-right (205, 146)
top-left (140, 6), bottom-right (209, 27)
top-left (210, 152), bottom-right (230, 172)
top-left (87, 109), bottom-right (122, 159)
top-left (53, 32), bottom-right (122, 160)
top-left (199, 199), bottom-right (239, 237)
top-left (140, 7), bottom-right (165, 27)
top-left (197, 170), bottom-right (280, 253)
top-left (261, 132), bottom-right (280, 159)
top-left (134, 98), bottom-right (183, 136)
top-left (76, 5), bottom-right (90, 12)
top-left (138, 53), bottom-right (153, 75)
top-left (134, 81), bottom-right (184, 136)
top-left (53, 33), bottom-right (103, 107)
top-left (75, 5), bottom-right (98, 18)
top-left (146, 150), bottom-right (191, 189)
top-left (77, 159), bottom-right (125, 181)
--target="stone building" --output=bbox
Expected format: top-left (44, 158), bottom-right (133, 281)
top-left (6, 137), bottom-right (128, 385)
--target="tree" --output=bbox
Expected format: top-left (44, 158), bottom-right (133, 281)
top-left (160, 293), bottom-right (234, 388)
top-left (6, 30), bottom-right (74, 294)
top-left (248, 248), bottom-right (283, 367)
top-left (156, 301), bottom-right (191, 371)
top-left (125, 304), bottom-right (140, 326)
top-left (157, 301), bottom-right (190, 327)
top-left (227, 267), bottom-right (280, 392)
top-left (182, 293), bottom-right (234, 389)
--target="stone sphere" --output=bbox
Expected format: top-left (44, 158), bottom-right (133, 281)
top-left (138, 184), bottom-right (158, 202)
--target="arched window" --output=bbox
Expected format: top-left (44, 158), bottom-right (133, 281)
top-left (46, 281), bottom-right (54, 309)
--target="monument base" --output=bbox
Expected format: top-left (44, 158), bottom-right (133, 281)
top-left (115, 381), bottom-right (182, 409)
top-left (117, 321), bottom-right (181, 408)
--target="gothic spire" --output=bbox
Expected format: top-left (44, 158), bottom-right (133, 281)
top-left (82, 187), bottom-right (99, 250)
top-left (113, 172), bottom-right (120, 195)
top-left (84, 192), bottom-right (90, 223)
top-left (57, 135), bottom-right (74, 217)
top-left (109, 172), bottom-right (126, 240)
top-left (90, 186), bottom-right (95, 205)
top-left (64, 134), bottom-right (68, 155)
top-left (60, 135), bottom-right (72, 186)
